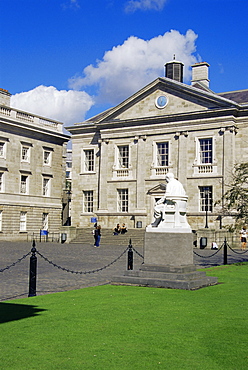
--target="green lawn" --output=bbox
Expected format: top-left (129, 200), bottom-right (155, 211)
top-left (0, 264), bottom-right (247, 369)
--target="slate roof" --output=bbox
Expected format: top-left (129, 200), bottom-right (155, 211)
top-left (218, 89), bottom-right (248, 104)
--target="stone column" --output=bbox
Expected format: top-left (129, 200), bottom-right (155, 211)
top-left (98, 140), bottom-right (108, 211)
top-left (135, 136), bottom-right (147, 211)
top-left (177, 131), bottom-right (188, 186)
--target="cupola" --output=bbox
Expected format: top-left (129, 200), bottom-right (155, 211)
top-left (165, 56), bottom-right (184, 83)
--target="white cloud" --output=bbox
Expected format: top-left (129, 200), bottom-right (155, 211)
top-left (125, 0), bottom-right (167, 12)
top-left (69, 29), bottom-right (199, 105)
top-left (11, 85), bottom-right (94, 125)
top-left (61, 0), bottom-right (80, 10)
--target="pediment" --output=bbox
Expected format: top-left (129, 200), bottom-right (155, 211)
top-left (91, 78), bottom-right (239, 124)
top-left (147, 183), bottom-right (167, 195)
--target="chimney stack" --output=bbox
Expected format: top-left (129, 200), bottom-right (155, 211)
top-left (0, 88), bottom-right (11, 106)
top-left (165, 56), bottom-right (184, 83)
top-left (191, 62), bottom-right (210, 88)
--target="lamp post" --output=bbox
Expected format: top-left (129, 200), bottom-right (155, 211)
top-left (204, 188), bottom-right (209, 228)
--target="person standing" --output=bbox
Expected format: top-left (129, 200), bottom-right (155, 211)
top-left (94, 225), bottom-right (101, 247)
top-left (240, 226), bottom-right (247, 250)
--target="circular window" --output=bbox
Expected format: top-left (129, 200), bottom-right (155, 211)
top-left (155, 95), bottom-right (168, 109)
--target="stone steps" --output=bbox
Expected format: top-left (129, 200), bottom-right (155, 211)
top-left (112, 264), bottom-right (218, 290)
top-left (71, 228), bottom-right (145, 247)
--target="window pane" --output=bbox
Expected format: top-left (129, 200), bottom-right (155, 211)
top-left (199, 138), bottom-right (212, 164)
top-left (85, 150), bottom-right (94, 172)
top-left (22, 146), bottom-right (29, 161)
top-left (44, 151), bottom-right (51, 165)
top-left (199, 186), bottom-right (213, 212)
top-left (83, 190), bottom-right (93, 212)
top-left (20, 175), bottom-right (28, 194)
top-left (42, 213), bottom-right (48, 230)
top-left (0, 143), bottom-right (4, 157)
top-left (43, 178), bottom-right (50, 196)
top-left (20, 211), bottom-right (27, 231)
top-left (157, 142), bottom-right (169, 166)
top-left (118, 146), bottom-right (129, 168)
top-left (118, 189), bottom-right (128, 212)
top-left (0, 173), bottom-right (3, 192)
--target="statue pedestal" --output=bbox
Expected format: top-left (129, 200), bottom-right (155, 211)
top-left (144, 231), bottom-right (193, 266)
top-left (112, 230), bottom-right (218, 290)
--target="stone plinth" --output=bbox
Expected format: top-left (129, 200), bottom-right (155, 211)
top-left (112, 230), bottom-right (218, 290)
top-left (144, 231), bottom-right (193, 266)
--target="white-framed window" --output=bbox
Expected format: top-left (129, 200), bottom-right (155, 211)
top-left (199, 186), bottom-right (213, 212)
top-left (42, 213), bottom-right (49, 230)
top-left (113, 144), bottom-right (132, 179)
top-left (117, 189), bottom-right (129, 212)
top-left (84, 149), bottom-right (94, 172)
top-left (118, 145), bottom-right (129, 168)
top-left (0, 172), bottom-right (3, 192)
top-left (43, 150), bottom-right (52, 166)
top-left (194, 137), bottom-right (216, 175)
top-left (0, 142), bottom-right (6, 158)
top-left (199, 138), bottom-right (213, 164)
top-left (43, 177), bottom-right (51, 196)
top-left (156, 142), bottom-right (169, 167)
top-left (21, 145), bottom-right (30, 162)
top-left (83, 190), bottom-right (93, 212)
top-left (151, 141), bottom-right (170, 177)
top-left (20, 211), bottom-right (27, 231)
top-left (20, 175), bottom-right (29, 194)
top-left (0, 210), bottom-right (2, 232)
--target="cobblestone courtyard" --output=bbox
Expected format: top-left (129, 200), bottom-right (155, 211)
top-left (0, 240), bottom-right (247, 301)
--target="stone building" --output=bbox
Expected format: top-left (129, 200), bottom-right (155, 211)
top-left (0, 88), bottom-right (70, 240)
top-left (67, 61), bottom-right (248, 232)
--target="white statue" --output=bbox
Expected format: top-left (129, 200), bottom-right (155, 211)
top-left (149, 172), bottom-right (191, 231)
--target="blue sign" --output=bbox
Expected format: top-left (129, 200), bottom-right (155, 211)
top-left (40, 229), bottom-right (48, 236)
top-left (91, 217), bottom-right (97, 223)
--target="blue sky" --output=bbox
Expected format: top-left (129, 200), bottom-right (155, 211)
top-left (0, 0), bottom-right (247, 125)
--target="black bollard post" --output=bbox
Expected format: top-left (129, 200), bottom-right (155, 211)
top-left (127, 239), bottom-right (133, 270)
top-left (28, 239), bottom-right (37, 297)
top-left (223, 237), bottom-right (228, 265)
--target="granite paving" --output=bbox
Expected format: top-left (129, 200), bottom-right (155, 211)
top-left (0, 240), bottom-right (247, 301)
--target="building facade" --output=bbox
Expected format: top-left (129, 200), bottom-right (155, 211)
top-left (0, 89), bottom-right (70, 240)
top-left (67, 61), bottom-right (248, 231)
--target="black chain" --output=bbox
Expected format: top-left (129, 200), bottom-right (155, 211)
top-left (0, 252), bottom-right (31, 273)
top-left (227, 244), bottom-right (248, 255)
top-left (36, 247), bottom-right (129, 274)
top-left (193, 242), bottom-right (223, 258)
top-left (132, 246), bottom-right (144, 259)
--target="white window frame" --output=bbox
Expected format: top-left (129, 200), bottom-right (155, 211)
top-left (83, 190), bottom-right (93, 213)
top-left (194, 136), bottom-right (217, 175)
top-left (20, 211), bottom-right (27, 232)
top-left (0, 142), bottom-right (6, 159)
top-left (0, 172), bottom-right (4, 192)
top-left (117, 145), bottom-right (129, 169)
top-left (20, 174), bottom-right (29, 194)
top-left (199, 186), bottom-right (213, 212)
top-left (43, 177), bottom-right (51, 197)
top-left (117, 189), bottom-right (129, 212)
top-left (42, 213), bottom-right (49, 230)
top-left (21, 145), bottom-right (30, 163)
top-left (113, 143), bottom-right (132, 179)
top-left (156, 141), bottom-right (169, 167)
top-left (151, 140), bottom-right (171, 177)
top-left (43, 150), bottom-right (52, 166)
top-left (82, 149), bottom-right (95, 173)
